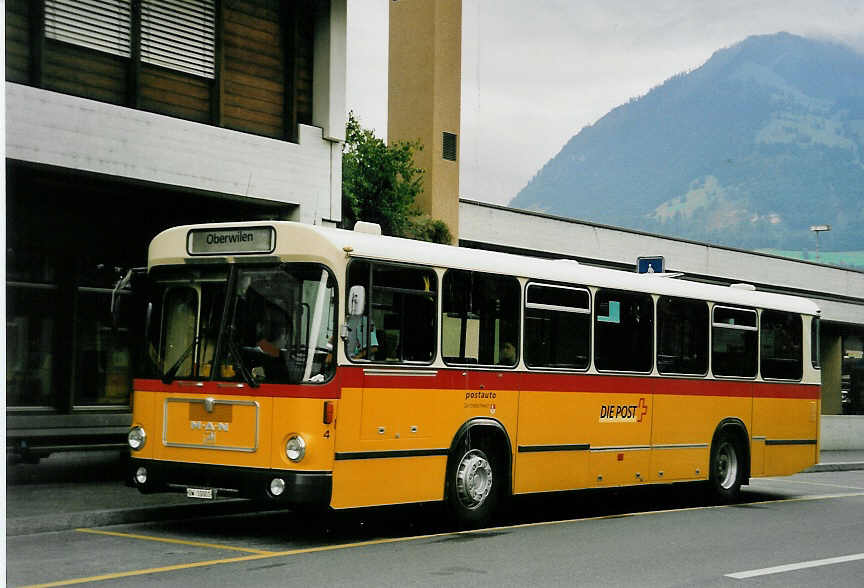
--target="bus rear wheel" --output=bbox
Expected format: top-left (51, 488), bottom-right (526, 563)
top-left (708, 436), bottom-right (744, 502)
top-left (446, 440), bottom-right (501, 528)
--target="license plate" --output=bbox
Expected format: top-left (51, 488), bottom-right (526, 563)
top-left (186, 487), bottom-right (214, 499)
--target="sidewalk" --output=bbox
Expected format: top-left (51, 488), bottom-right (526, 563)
top-left (5, 450), bottom-right (260, 536)
top-left (6, 449), bottom-right (864, 537)
top-left (804, 449), bottom-right (864, 472)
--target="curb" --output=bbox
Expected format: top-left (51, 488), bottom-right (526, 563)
top-left (6, 499), bottom-right (259, 537)
top-left (803, 462), bottom-right (864, 473)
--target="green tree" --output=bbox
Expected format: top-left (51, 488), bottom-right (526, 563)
top-left (342, 112), bottom-right (452, 244)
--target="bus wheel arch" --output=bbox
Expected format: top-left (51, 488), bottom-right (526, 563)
top-left (444, 418), bottom-right (512, 527)
top-left (708, 418), bottom-right (750, 502)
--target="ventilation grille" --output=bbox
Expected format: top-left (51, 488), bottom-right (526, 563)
top-left (442, 132), bottom-right (458, 161)
top-left (45, 0), bottom-right (132, 58)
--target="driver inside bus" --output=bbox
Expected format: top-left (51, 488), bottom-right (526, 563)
top-left (345, 314), bottom-right (378, 360)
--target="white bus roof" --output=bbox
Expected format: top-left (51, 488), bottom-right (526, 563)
top-left (149, 221), bottom-right (821, 316)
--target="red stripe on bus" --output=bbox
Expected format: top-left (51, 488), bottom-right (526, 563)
top-left (134, 370), bottom-right (817, 401)
top-left (340, 368), bottom-right (818, 400)
top-left (753, 382), bottom-right (820, 400)
top-left (132, 378), bottom-right (342, 399)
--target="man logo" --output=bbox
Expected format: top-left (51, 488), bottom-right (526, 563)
top-left (190, 421), bottom-right (229, 432)
top-left (204, 397), bottom-right (216, 413)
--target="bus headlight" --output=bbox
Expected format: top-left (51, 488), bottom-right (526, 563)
top-left (270, 478), bottom-right (286, 496)
top-left (285, 435), bottom-right (306, 462)
top-left (128, 426), bottom-right (147, 451)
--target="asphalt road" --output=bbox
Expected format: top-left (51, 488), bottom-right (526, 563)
top-left (8, 470), bottom-right (864, 587)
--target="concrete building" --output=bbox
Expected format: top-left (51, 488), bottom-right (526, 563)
top-left (5, 0), bottom-right (347, 459)
top-left (388, 0), bottom-right (461, 241)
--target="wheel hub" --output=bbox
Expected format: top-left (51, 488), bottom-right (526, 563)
top-left (455, 449), bottom-right (493, 510)
top-left (716, 442), bottom-right (738, 490)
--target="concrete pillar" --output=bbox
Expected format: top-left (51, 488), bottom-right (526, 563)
top-left (821, 330), bottom-right (842, 415)
top-left (388, 0), bottom-right (461, 242)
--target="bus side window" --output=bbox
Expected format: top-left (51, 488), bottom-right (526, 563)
top-left (524, 283), bottom-right (590, 370)
top-left (712, 306), bottom-right (758, 378)
top-left (442, 270), bottom-right (520, 367)
top-left (760, 310), bottom-right (802, 380)
top-left (346, 260), bottom-right (437, 364)
top-left (594, 289), bottom-right (653, 373)
top-left (657, 296), bottom-right (708, 376)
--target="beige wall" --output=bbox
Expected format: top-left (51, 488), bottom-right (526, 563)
top-left (389, 0), bottom-right (461, 241)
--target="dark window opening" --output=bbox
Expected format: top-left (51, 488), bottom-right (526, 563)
top-left (442, 270), bottom-right (519, 366)
top-left (594, 289), bottom-right (653, 373)
top-left (346, 261), bottom-right (437, 364)
top-left (524, 283), bottom-right (590, 370)
top-left (657, 296), bottom-right (708, 376)
top-left (760, 310), bottom-right (803, 381)
top-left (712, 306), bottom-right (757, 378)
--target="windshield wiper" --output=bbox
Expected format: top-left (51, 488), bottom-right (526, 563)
top-left (225, 327), bottom-right (259, 388)
top-left (162, 337), bottom-right (198, 384)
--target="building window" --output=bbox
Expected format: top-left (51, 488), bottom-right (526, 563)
top-left (6, 284), bottom-right (58, 407)
top-left (712, 306), bottom-right (757, 378)
top-left (45, 0), bottom-right (132, 58)
top-left (657, 296), bottom-right (708, 376)
top-left (524, 283), bottom-right (590, 370)
top-left (44, 0), bottom-right (216, 79)
top-left (141, 0), bottom-right (216, 79)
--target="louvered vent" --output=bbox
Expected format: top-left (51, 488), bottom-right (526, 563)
top-left (45, 0), bottom-right (132, 58)
top-left (141, 0), bottom-right (216, 79)
top-left (443, 132), bottom-right (457, 161)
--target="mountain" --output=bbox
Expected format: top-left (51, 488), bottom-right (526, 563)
top-left (511, 33), bottom-right (864, 254)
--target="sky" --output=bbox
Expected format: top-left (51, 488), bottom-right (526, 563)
top-left (346, 0), bottom-right (864, 206)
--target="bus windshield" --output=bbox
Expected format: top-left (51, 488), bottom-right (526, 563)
top-left (146, 264), bottom-right (336, 385)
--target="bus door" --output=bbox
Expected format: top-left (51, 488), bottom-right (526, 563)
top-left (589, 290), bottom-right (654, 487)
top-left (332, 263), bottom-right (444, 508)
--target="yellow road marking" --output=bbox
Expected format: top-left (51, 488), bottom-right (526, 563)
top-left (75, 528), bottom-right (275, 555)
top-left (22, 491), bottom-right (864, 588)
top-left (20, 535), bottom-right (451, 588)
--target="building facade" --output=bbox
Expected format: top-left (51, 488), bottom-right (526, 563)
top-left (5, 0), bottom-right (347, 460)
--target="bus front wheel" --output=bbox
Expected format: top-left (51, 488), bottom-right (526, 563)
top-left (708, 436), bottom-right (744, 502)
top-left (446, 440), bottom-right (501, 528)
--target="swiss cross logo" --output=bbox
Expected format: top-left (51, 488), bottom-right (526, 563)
top-left (638, 397), bottom-right (648, 423)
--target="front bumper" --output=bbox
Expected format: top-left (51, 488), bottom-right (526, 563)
top-left (129, 458), bottom-right (332, 506)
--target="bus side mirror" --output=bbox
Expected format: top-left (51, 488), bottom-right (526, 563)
top-left (348, 285), bottom-right (365, 316)
top-left (111, 267), bottom-right (146, 328)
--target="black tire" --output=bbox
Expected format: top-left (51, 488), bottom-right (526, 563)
top-left (446, 437), bottom-right (502, 528)
top-left (708, 435), bottom-right (745, 502)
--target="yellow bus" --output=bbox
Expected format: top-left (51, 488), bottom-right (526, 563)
top-left (127, 221), bottom-right (821, 526)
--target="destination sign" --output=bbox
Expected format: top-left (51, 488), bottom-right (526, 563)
top-left (187, 226), bottom-right (275, 255)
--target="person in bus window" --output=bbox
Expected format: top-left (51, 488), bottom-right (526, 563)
top-left (499, 341), bottom-right (516, 365)
top-left (346, 314), bottom-right (378, 360)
